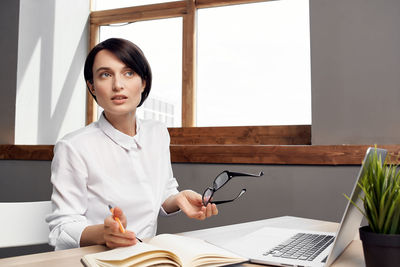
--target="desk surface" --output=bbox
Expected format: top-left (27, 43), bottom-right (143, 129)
top-left (0, 216), bottom-right (365, 267)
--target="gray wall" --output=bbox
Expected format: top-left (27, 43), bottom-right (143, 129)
top-left (0, 161), bottom-right (51, 202)
top-left (1, 0), bottom-right (400, 258)
top-left (158, 163), bottom-right (360, 234)
top-left (0, 160), bottom-right (53, 258)
top-left (0, 0), bottom-right (19, 144)
top-left (311, 0), bottom-right (400, 144)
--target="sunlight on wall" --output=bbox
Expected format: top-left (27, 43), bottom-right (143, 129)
top-left (16, 38), bottom-right (41, 144)
top-left (15, 0), bottom-right (89, 145)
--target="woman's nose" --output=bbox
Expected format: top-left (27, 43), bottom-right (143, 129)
top-left (112, 76), bottom-right (124, 91)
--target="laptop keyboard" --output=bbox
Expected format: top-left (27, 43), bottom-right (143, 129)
top-left (263, 233), bottom-right (335, 261)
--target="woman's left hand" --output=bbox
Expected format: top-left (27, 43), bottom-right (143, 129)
top-left (174, 190), bottom-right (218, 220)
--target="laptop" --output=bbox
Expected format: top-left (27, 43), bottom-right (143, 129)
top-left (210, 147), bottom-right (387, 267)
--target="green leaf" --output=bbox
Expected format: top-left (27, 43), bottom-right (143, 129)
top-left (346, 148), bottom-right (400, 234)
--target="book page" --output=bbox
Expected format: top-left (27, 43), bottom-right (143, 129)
top-left (148, 234), bottom-right (247, 266)
top-left (82, 242), bottom-right (181, 267)
top-left (99, 255), bottom-right (179, 267)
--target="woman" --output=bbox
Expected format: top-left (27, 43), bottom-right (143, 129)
top-left (46, 38), bottom-right (218, 250)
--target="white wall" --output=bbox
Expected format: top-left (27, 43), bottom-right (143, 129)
top-left (15, 0), bottom-right (89, 144)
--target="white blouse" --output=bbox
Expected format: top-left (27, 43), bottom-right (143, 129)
top-left (46, 113), bottom-right (179, 250)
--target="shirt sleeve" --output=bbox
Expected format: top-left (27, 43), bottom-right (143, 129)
top-left (45, 140), bottom-right (89, 250)
top-left (160, 125), bottom-right (180, 216)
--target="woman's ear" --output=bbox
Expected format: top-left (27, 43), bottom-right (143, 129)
top-left (87, 81), bottom-right (95, 95)
top-left (141, 80), bottom-right (146, 93)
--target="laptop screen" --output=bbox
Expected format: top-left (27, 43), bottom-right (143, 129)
top-left (326, 147), bottom-right (387, 266)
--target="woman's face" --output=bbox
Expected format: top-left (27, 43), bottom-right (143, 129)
top-left (88, 49), bottom-right (145, 117)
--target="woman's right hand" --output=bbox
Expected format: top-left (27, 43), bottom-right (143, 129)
top-left (104, 206), bottom-right (137, 248)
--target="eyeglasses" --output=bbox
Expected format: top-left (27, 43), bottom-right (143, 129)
top-left (202, 170), bottom-right (264, 206)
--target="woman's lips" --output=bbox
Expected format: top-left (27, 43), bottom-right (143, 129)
top-left (111, 95), bottom-right (128, 104)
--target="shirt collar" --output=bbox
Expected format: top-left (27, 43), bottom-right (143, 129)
top-left (98, 112), bottom-right (142, 150)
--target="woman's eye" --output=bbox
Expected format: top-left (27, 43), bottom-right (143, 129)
top-left (125, 71), bottom-right (134, 77)
top-left (100, 72), bottom-right (111, 78)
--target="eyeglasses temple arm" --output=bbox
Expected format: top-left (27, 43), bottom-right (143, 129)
top-left (228, 171), bottom-right (264, 178)
top-left (212, 199), bottom-right (235, 205)
top-left (211, 189), bottom-right (246, 205)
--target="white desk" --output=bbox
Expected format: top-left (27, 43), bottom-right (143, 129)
top-left (180, 216), bottom-right (364, 267)
top-left (0, 216), bottom-right (365, 267)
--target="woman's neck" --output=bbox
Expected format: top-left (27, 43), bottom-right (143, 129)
top-left (103, 111), bottom-right (137, 137)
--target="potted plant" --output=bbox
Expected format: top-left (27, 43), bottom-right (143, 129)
top-left (346, 149), bottom-right (400, 267)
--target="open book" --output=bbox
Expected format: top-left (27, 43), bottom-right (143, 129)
top-left (81, 234), bottom-right (247, 267)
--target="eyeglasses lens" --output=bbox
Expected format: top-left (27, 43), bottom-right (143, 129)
top-left (214, 172), bottom-right (229, 189)
top-left (203, 188), bottom-right (213, 205)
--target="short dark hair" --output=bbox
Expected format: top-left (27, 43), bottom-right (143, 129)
top-left (84, 38), bottom-right (152, 107)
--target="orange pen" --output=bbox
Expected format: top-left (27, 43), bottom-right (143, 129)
top-left (108, 205), bottom-right (126, 233)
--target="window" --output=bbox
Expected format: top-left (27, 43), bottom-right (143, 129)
top-left (88, 0), bottom-right (311, 148)
top-left (89, 0), bottom-right (311, 129)
top-left (197, 0), bottom-right (311, 126)
top-left (99, 18), bottom-right (183, 127)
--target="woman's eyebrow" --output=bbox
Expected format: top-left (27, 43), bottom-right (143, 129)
top-left (95, 66), bottom-right (131, 73)
top-left (95, 67), bottom-right (111, 73)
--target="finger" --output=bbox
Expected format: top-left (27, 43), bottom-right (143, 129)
top-left (206, 203), bottom-right (213, 218)
top-left (104, 218), bottom-right (132, 238)
top-left (193, 192), bottom-right (204, 206)
top-left (105, 223), bottom-right (134, 238)
top-left (109, 229), bottom-right (136, 239)
top-left (212, 203), bottom-right (218, 215)
top-left (185, 207), bottom-right (205, 220)
top-left (106, 233), bottom-right (136, 244)
top-left (186, 209), bottom-right (204, 219)
top-left (114, 207), bottom-right (128, 227)
top-left (194, 211), bottom-right (205, 220)
top-left (105, 237), bottom-right (137, 248)
top-left (123, 230), bottom-right (137, 240)
top-left (104, 216), bottom-right (120, 232)
top-left (113, 206), bottom-right (125, 220)
top-left (109, 207), bottom-right (128, 229)
top-left (203, 196), bottom-right (211, 206)
top-left (178, 192), bottom-right (208, 219)
top-left (196, 206), bottom-right (206, 220)
top-left (183, 190), bottom-right (203, 206)
top-left (105, 241), bottom-right (120, 249)
top-left (105, 229), bottom-right (136, 243)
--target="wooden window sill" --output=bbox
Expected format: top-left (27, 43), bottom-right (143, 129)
top-left (1, 144), bottom-right (400, 165)
top-left (170, 144), bottom-right (400, 165)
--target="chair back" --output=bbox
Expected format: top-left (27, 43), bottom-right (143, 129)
top-left (0, 201), bottom-right (52, 248)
